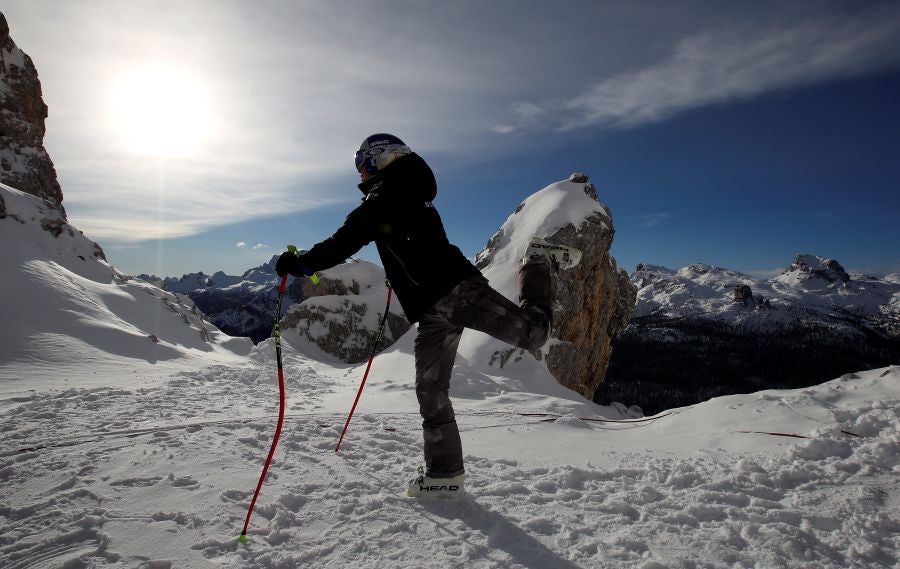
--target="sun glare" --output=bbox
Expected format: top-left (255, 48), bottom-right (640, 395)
top-left (109, 63), bottom-right (216, 158)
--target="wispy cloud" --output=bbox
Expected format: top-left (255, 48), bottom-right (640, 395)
top-left (640, 213), bottom-right (673, 228)
top-left (8, 0), bottom-right (900, 246)
top-left (59, 158), bottom-right (347, 242)
top-left (236, 242), bottom-right (247, 248)
top-left (502, 6), bottom-right (900, 132)
top-left (802, 210), bottom-right (838, 222)
top-left (251, 243), bottom-right (268, 250)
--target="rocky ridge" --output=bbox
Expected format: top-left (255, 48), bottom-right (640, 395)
top-left (0, 12), bottom-right (64, 216)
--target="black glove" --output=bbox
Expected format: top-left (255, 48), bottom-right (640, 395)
top-left (276, 251), bottom-right (312, 277)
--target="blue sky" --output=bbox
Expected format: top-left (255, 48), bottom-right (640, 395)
top-left (4, 1), bottom-right (900, 278)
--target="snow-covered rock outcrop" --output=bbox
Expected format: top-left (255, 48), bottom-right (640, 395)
top-left (473, 173), bottom-right (636, 399)
top-left (0, 13), bottom-right (64, 216)
top-left (147, 257), bottom-right (410, 361)
top-left (280, 261), bottom-right (409, 363)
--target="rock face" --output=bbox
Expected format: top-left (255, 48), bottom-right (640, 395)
top-left (0, 13), bottom-right (65, 216)
top-left (278, 260), bottom-right (409, 363)
top-left (542, 208), bottom-right (636, 398)
top-left (475, 174), bottom-right (637, 400)
top-left (785, 254), bottom-right (850, 285)
top-left (733, 284), bottom-right (753, 305)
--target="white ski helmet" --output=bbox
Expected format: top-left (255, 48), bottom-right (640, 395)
top-left (354, 133), bottom-right (411, 177)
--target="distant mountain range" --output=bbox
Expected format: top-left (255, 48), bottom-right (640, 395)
top-left (594, 254), bottom-right (900, 414)
top-left (139, 257), bottom-right (300, 344)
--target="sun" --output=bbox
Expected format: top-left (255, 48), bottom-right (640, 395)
top-left (109, 63), bottom-right (216, 158)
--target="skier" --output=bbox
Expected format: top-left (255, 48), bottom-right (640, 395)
top-left (276, 133), bottom-right (580, 498)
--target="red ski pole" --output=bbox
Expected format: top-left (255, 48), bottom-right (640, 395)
top-left (239, 245), bottom-right (317, 543)
top-left (335, 284), bottom-right (393, 452)
top-left (238, 273), bottom-right (288, 543)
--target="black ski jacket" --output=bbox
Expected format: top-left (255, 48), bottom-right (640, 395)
top-left (299, 153), bottom-right (480, 323)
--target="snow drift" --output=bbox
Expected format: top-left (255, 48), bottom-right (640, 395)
top-left (0, 183), bottom-right (251, 391)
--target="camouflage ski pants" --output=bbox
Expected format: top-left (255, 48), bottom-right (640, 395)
top-left (415, 258), bottom-right (552, 477)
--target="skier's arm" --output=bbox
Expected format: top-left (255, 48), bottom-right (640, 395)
top-left (298, 205), bottom-right (377, 273)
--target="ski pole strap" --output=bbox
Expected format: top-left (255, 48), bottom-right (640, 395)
top-left (286, 244), bottom-right (320, 285)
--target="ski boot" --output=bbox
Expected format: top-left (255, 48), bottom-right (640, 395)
top-left (407, 466), bottom-right (466, 499)
top-left (523, 238), bottom-right (582, 271)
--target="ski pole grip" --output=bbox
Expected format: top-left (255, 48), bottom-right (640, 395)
top-left (285, 244), bottom-right (320, 285)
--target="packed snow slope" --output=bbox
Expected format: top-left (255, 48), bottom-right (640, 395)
top-left (2, 345), bottom-right (898, 568)
top-left (2, 182), bottom-right (898, 568)
top-left (0, 183), bottom-right (252, 392)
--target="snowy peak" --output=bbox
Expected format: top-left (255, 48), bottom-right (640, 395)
top-left (158, 272), bottom-right (215, 294)
top-left (237, 255), bottom-right (279, 286)
top-left (632, 253), bottom-right (899, 327)
top-left (633, 262), bottom-right (761, 317)
top-left (232, 255), bottom-right (278, 287)
top-left (144, 257), bottom-right (279, 296)
top-left (0, 182), bottom-right (105, 273)
top-left (776, 253), bottom-right (850, 286)
top-left (675, 263), bottom-right (755, 284)
top-left (475, 174), bottom-right (611, 296)
top-left (605, 255), bottom-right (898, 416)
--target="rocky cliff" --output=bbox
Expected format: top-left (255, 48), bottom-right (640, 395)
top-left (0, 13), bottom-right (64, 216)
top-left (474, 173), bottom-right (637, 399)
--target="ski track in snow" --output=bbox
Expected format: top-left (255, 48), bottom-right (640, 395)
top-left (2, 355), bottom-right (897, 569)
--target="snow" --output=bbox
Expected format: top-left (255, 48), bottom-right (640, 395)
top-left (462, 178), bottom-right (612, 368)
top-left (2, 182), bottom-right (899, 568)
top-left (0, 35), bottom-right (28, 73)
top-left (477, 178), bottom-right (609, 301)
top-left (0, 183), bottom-right (251, 393)
top-left (632, 258), bottom-right (900, 324)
